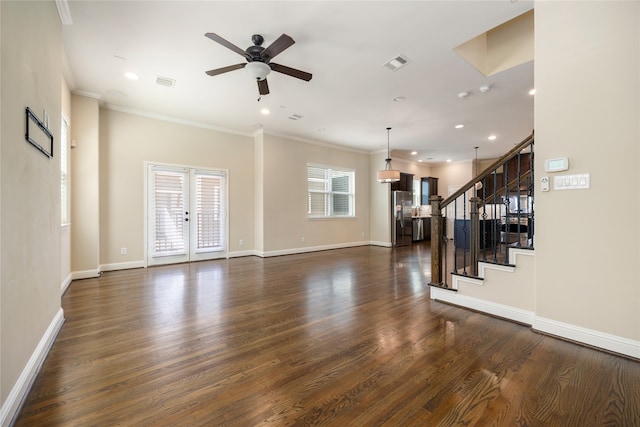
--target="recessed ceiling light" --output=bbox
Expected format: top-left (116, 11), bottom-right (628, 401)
top-left (124, 72), bottom-right (140, 80)
top-left (411, 151), bottom-right (418, 155)
top-left (260, 108), bottom-right (270, 115)
top-left (488, 135), bottom-right (497, 141)
top-left (418, 159), bottom-right (423, 163)
top-left (455, 124), bottom-right (464, 129)
top-left (529, 88), bottom-right (536, 95)
top-left (446, 159), bottom-right (452, 163)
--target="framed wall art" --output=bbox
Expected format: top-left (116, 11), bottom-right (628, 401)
top-left (25, 107), bottom-right (53, 158)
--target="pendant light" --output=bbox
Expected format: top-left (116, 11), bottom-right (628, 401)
top-left (377, 127), bottom-right (401, 183)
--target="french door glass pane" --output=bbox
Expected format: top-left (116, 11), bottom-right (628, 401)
top-left (195, 173), bottom-right (225, 251)
top-left (153, 171), bottom-right (186, 255)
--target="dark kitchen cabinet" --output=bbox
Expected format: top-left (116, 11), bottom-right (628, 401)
top-left (420, 177), bottom-right (438, 205)
top-left (391, 173), bottom-right (414, 192)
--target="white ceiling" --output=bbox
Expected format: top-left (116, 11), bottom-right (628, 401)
top-left (59, 0), bottom-right (534, 164)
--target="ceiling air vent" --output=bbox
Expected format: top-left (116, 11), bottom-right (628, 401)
top-left (289, 114), bottom-right (304, 121)
top-left (156, 76), bottom-right (176, 88)
top-left (383, 54), bottom-right (411, 72)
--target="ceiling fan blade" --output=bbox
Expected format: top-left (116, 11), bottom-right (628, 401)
top-left (258, 79), bottom-right (270, 95)
top-left (270, 63), bottom-right (312, 81)
top-left (261, 34), bottom-right (295, 61)
top-left (205, 33), bottom-right (249, 58)
top-left (205, 63), bottom-right (246, 76)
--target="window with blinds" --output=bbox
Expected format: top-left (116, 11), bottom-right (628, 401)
top-left (307, 164), bottom-right (355, 218)
top-left (194, 171), bottom-right (225, 252)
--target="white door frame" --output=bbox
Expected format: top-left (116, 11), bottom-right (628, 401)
top-left (144, 161), bottom-right (229, 267)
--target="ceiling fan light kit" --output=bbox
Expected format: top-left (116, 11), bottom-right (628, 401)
top-left (205, 32), bottom-right (312, 96)
top-left (245, 61), bottom-right (271, 81)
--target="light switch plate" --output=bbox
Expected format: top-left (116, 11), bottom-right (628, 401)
top-left (554, 173), bottom-right (590, 190)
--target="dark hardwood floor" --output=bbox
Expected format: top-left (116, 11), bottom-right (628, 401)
top-left (15, 244), bottom-right (640, 426)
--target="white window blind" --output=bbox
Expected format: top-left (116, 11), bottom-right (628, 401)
top-left (307, 164), bottom-right (355, 218)
top-left (152, 170), bottom-right (187, 255)
top-left (194, 171), bottom-right (226, 252)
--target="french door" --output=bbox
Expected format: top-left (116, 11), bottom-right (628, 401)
top-left (147, 164), bottom-right (227, 266)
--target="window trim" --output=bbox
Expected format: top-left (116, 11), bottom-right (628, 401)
top-left (307, 163), bottom-right (356, 219)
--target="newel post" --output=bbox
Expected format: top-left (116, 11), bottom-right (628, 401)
top-left (430, 195), bottom-right (444, 285)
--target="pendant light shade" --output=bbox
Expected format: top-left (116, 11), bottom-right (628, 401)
top-left (377, 127), bottom-right (401, 183)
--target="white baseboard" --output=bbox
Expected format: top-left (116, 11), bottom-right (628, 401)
top-left (431, 286), bottom-right (640, 359)
top-left (100, 260), bottom-right (145, 272)
top-left (261, 241), bottom-right (370, 258)
top-left (81, 244), bottom-right (379, 273)
top-left (60, 273), bottom-right (72, 294)
top-left (430, 286), bottom-right (535, 325)
top-left (532, 316), bottom-right (640, 359)
top-left (70, 269), bottom-right (100, 280)
top-left (227, 250), bottom-right (259, 258)
top-left (1, 308), bottom-right (65, 427)
top-left (369, 240), bottom-right (392, 248)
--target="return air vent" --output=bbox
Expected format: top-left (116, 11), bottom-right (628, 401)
top-left (156, 76), bottom-right (176, 88)
top-left (383, 54), bottom-right (412, 71)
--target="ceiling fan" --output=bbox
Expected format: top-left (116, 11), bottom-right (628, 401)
top-left (205, 33), bottom-right (312, 96)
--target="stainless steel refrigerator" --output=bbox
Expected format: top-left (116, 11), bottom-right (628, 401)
top-left (392, 191), bottom-right (413, 246)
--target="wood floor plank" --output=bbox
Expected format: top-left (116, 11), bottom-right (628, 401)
top-left (14, 245), bottom-right (640, 426)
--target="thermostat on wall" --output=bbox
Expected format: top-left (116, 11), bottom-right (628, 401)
top-left (544, 157), bottom-right (569, 172)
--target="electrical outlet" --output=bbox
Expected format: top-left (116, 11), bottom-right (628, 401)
top-left (239, 239), bottom-right (244, 247)
top-left (301, 236), bottom-right (305, 243)
top-left (120, 247), bottom-right (127, 255)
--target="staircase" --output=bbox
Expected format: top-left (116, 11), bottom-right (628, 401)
top-left (428, 133), bottom-right (535, 323)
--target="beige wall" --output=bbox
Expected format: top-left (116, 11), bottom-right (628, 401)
top-left (260, 134), bottom-right (370, 253)
top-left (254, 131), bottom-right (265, 253)
top-left (98, 109), bottom-right (255, 265)
top-left (0, 0), bottom-right (62, 413)
top-left (369, 151), bottom-right (392, 245)
top-left (535, 1), bottom-right (639, 341)
top-left (432, 161), bottom-right (473, 199)
top-left (71, 94), bottom-right (100, 275)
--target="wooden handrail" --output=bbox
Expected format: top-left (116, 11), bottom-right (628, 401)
top-left (441, 132), bottom-right (534, 208)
